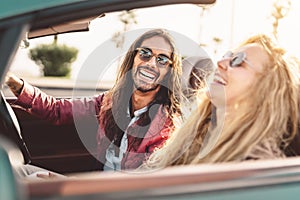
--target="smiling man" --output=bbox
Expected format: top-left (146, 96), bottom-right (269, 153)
top-left (7, 29), bottom-right (183, 172)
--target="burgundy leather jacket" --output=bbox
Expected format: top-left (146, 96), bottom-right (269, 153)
top-left (14, 81), bottom-right (174, 170)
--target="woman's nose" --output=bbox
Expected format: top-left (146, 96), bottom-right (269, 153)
top-left (217, 58), bottom-right (229, 70)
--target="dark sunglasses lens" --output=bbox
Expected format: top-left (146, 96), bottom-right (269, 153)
top-left (230, 53), bottom-right (244, 67)
top-left (139, 48), bottom-right (152, 60)
top-left (157, 56), bottom-right (169, 67)
top-left (223, 51), bottom-right (233, 58)
top-left (137, 48), bottom-right (171, 68)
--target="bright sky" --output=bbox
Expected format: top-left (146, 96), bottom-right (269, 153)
top-left (10, 0), bottom-right (300, 82)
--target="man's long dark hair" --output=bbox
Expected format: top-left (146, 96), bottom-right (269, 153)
top-left (99, 29), bottom-right (182, 148)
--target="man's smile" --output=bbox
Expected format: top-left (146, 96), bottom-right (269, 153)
top-left (136, 66), bottom-right (159, 84)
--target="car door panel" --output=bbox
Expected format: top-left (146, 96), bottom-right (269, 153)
top-left (8, 99), bottom-right (100, 174)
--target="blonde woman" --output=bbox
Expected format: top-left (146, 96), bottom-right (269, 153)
top-left (145, 34), bottom-right (300, 169)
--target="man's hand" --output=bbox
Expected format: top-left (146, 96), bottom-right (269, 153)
top-left (36, 172), bottom-right (60, 179)
top-left (5, 73), bottom-right (24, 97)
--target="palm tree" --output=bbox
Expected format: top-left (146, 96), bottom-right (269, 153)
top-left (112, 10), bottom-right (137, 49)
top-left (271, 0), bottom-right (291, 40)
top-left (197, 4), bottom-right (212, 47)
top-left (212, 37), bottom-right (222, 56)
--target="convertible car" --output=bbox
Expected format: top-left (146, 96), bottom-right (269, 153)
top-left (1, 0), bottom-right (300, 200)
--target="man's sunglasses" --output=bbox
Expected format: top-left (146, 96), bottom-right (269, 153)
top-left (223, 51), bottom-right (255, 69)
top-left (136, 47), bottom-right (172, 68)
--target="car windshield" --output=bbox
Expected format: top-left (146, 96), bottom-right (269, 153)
top-left (7, 4), bottom-right (215, 97)
top-left (2, 0), bottom-right (300, 199)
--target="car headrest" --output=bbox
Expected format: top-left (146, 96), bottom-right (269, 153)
top-left (181, 56), bottom-right (215, 93)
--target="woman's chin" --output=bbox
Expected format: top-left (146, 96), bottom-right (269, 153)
top-left (207, 84), bottom-right (226, 108)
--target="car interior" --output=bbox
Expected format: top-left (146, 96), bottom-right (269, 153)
top-left (2, 0), bottom-right (300, 199)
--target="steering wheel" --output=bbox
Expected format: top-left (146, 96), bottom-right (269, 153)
top-left (0, 90), bottom-right (30, 164)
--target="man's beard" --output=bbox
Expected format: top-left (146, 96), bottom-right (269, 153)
top-left (134, 82), bottom-right (160, 93)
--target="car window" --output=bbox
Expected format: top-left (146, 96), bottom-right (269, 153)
top-left (2, 1), bottom-right (300, 199)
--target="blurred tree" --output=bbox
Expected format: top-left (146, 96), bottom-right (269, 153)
top-left (212, 37), bottom-right (223, 56)
top-left (112, 10), bottom-right (137, 49)
top-left (197, 4), bottom-right (212, 47)
top-left (271, 0), bottom-right (291, 39)
top-left (29, 35), bottom-right (78, 77)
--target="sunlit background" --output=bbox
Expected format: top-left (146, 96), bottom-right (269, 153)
top-left (10, 0), bottom-right (300, 84)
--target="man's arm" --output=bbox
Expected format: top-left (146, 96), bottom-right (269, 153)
top-left (5, 74), bottom-right (102, 125)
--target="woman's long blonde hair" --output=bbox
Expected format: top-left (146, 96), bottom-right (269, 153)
top-left (145, 34), bottom-right (300, 169)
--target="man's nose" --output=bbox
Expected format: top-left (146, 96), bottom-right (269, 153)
top-left (147, 56), bottom-right (157, 68)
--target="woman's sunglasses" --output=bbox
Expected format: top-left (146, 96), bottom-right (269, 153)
top-left (136, 47), bottom-right (172, 68)
top-left (223, 51), bottom-right (255, 69)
